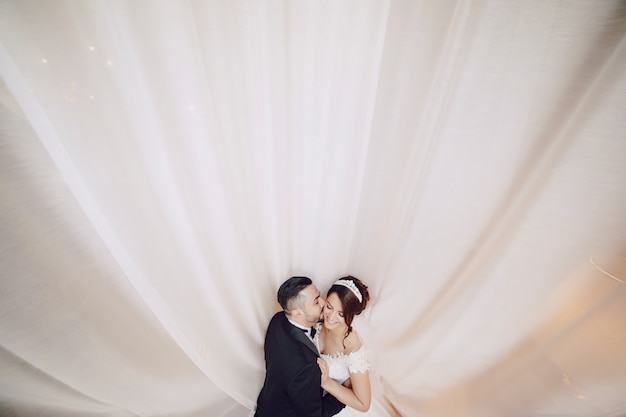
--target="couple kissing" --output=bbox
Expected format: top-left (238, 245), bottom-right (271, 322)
top-left (255, 275), bottom-right (371, 417)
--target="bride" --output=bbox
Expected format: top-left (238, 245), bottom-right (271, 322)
top-left (314, 276), bottom-right (382, 416)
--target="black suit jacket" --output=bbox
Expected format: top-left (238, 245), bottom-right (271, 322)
top-left (254, 312), bottom-right (345, 417)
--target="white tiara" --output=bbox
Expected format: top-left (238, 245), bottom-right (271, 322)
top-left (333, 279), bottom-right (362, 303)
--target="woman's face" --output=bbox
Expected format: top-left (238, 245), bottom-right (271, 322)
top-left (323, 292), bottom-right (346, 331)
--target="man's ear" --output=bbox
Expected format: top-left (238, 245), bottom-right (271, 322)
top-left (290, 308), bottom-right (304, 320)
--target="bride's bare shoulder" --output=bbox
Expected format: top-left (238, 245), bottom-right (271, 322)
top-left (345, 330), bottom-right (363, 353)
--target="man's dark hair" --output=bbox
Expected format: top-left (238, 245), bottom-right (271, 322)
top-left (277, 276), bottom-right (312, 313)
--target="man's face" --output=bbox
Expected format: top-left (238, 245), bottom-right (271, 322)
top-left (299, 284), bottom-right (324, 326)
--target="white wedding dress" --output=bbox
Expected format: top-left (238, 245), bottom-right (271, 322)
top-left (313, 324), bottom-right (392, 417)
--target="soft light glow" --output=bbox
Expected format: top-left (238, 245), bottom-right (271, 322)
top-left (589, 257), bottom-right (625, 284)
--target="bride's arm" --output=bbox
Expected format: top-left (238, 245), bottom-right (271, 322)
top-left (318, 358), bottom-right (371, 412)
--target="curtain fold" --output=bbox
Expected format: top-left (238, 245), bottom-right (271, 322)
top-left (1, 1), bottom-right (625, 416)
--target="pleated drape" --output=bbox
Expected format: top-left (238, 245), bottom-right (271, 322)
top-left (1, 1), bottom-right (625, 416)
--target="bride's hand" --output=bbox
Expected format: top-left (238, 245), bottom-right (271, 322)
top-left (317, 357), bottom-right (331, 389)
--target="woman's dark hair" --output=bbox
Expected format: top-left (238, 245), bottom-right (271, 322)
top-left (327, 275), bottom-right (370, 341)
top-left (278, 276), bottom-right (312, 313)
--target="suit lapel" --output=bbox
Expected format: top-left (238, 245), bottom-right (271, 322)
top-left (282, 314), bottom-right (319, 355)
top-left (293, 326), bottom-right (319, 355)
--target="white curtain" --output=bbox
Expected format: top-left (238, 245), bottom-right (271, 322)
top-left (1, 1), bottom-right (625, 416)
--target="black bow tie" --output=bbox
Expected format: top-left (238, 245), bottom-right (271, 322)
top-left (300, 326), bottom-right (317, 338)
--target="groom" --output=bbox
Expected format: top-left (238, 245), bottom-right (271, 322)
top-left (254, 276), bottom-right (345, 417)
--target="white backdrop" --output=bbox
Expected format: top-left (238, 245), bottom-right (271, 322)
top-left (1, 1), bottom-right (626, 416)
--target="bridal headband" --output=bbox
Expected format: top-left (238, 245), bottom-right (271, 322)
top-left (333, 279), bottom-right (363, 303)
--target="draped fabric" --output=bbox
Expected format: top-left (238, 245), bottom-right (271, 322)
top-left (1, 1), bottom-right (625, 416)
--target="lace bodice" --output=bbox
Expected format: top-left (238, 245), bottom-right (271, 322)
top-left (314, 323), bottom-right (370, 384)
